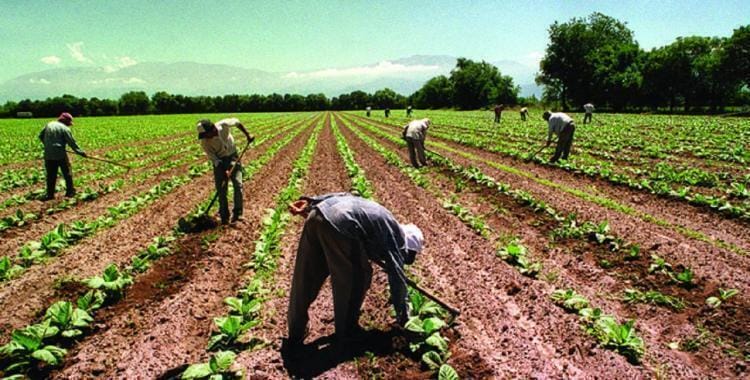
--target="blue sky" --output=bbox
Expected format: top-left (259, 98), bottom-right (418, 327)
top-left (1, 0), bottom-right (748, 82)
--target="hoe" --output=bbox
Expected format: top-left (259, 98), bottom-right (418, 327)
top-left (177, 141), bottom-right (251, 233)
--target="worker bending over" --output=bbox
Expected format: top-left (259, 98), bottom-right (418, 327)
top-left (543, 111), bottom-right (576, 163)
top-left (402, 118), bottom-right (430, 168)
top-left (519, 107), bottom-right (529, 121)
top-left (286, 193), bottom-right (424, 348)
top-left (583, 103), bottom-right (594, 124)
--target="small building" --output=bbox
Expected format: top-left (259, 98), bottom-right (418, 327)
top-left (16, 111), bottom-right (33, 118)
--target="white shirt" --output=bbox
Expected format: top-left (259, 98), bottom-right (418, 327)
top-left (583, 103), bottom-right (594, 113)
top-left (547, 113), bottom-right (573, 140)
top-left (201, 118), bottom-right (240, 166)
top-left (404, 119), bottom-right (429, 140)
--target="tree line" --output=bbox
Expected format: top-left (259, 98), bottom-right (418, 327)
top-left (537, 13), bottom-right (749, 111)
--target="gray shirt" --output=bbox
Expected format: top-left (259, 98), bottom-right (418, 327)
top-left (305, 192), bottom-right (409, 321)
top-left (403, 119), bottom-right (428, 140)
top-left (38, 121), bottom-right (84, 160)
top-left (583, 103), bottom-right (594, 113)
top-left (547, 112), bottom-right (574, 141)
top-left (200, 117), bottom-right (241, 166)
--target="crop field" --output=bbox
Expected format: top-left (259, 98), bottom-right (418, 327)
top-left (0, 110), bottom-right (748, 379)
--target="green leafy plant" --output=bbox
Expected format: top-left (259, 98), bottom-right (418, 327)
top-left (670, 267), bottom-right (694, 287)
top-left (0, 320), bottom-right (67, 374)
top-left (706, 288), bottom-right (739, 308)
top-left (0, 255), bottom-right (24, 282)
top-left (181, 351), bottom-right (243, 379)
top-left (551, 289), bottom-right (589, 312)
top-left (43, 301), bottom-right (93, 338)
top-left (83, 263), bottom-right (134, 300)
top-left (496, 241), bottom-right (542, 277)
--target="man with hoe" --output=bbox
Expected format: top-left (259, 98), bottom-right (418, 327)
top-left (285, 192), bottom-right (424, 349)
top-left (196, 118), bottom-right (254, 224)
top-left (542, 111), bottom-right (576, 163)
top-left (583, 102), bottom-right (595, 124)
top-left (402, 118), bottom-right (431, 168)
top-left (38, 112), bottom-right (87, 200)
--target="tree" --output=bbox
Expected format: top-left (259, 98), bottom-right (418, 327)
top-left (372, 88), bottom-right (405, 109)
top-left (412, 75), bottom-right (453, 109)
top-left (118, 91), bottom-right (151, 115)
top-left (537, 12), bottom-right (641, 110)
top-left (722, 25), bottom-right (750, 89)
top-left (450, 58), bottom-right (518, 109)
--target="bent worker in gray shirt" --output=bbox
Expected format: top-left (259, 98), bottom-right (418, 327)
top-left (285, 192), bottom-right (424, 349)
top-left (543, 111), bottom-right (576, 163)
top-left (402, 118), bottom-right (431, 168)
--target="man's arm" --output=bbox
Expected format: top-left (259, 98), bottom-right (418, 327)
top-left (234, 121), bottom-right (254, 143)
top-left (402, 124), bottom-right (408, 139)
top-left (200, 140), bottom-right (221, 167)
top-left (64, 129), bottom-right (86, 156)
top-left (38, 127), bottom-right (46, 143)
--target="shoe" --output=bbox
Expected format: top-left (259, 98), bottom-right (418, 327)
top-left (41, 195), bottom-right (54, 201)
top-left (64, 191), bottom-right (76, 198)
top-left (230, 214), bottom-right (244, 223)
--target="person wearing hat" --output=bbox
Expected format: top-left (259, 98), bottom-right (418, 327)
top-left (402, 118), bottom-right (431, 168)
top-left (196, 118), bottom-right (254, 224)
top-left (285, 192), bottom-right (424, 349)
top-left (519, 107), bottom-right (529, 121)
top-left (542, 110), bottom-right (576, 163)
top-left (38, 112), bottom-right (86, 200)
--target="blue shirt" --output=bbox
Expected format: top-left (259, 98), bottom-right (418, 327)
top-left (305, 192), bottom-right (410, 321)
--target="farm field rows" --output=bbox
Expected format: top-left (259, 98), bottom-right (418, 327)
top-left (0, 111), bottom-right (747, 379)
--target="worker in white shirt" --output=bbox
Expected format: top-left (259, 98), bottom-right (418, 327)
top-left (519, 107), bottom-right (529, 121)
top-left (583, 103), bottom-right (594, 124)
top-left (196, 118), bottom-right (254, 224)
top-left (402, 118), bottom-right (430, 168)
top-left (542, 111), bottom-right (575, 163)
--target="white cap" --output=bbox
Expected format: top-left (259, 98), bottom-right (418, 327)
top-left (401, 223), bottom-right (424, 252)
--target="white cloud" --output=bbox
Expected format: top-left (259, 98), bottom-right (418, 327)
top-left (90, 77), bottom-right (146, 85)
top-left (29, 78), bottom-right (51, 84)
top-left (66, 42), bottom-right (92, 63)
top-left (521, 51), bottom-right (544, 67)
top-left (41, 55), bottom-right (61, 65)
top-left (284, 61), bottom-right (440, 79)
top-left (102, 56), bottom-right (139, 73)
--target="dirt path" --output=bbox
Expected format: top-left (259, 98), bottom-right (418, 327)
top-left (51, 117), bottom-right (319, 379)
top-left (335, 115), bottom-right (648, 378)
top-left (344, 117), bottom-right (745, 377)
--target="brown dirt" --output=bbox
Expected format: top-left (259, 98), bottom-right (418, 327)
top-left (49, 116), bottom-right (319, 379)
top-left (336, 114), bottom-right (648, 378)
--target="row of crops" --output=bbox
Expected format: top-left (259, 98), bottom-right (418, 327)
top-left (0, 111), bottom-right (747, 378)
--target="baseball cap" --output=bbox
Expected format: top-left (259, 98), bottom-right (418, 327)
top-left (196, 119), bottom-right (215, 139)
top-left (401, 223), bottom-right (424, 252)
top-left (58, 112), bottom-right (74, 125)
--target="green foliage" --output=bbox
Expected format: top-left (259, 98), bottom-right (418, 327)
top-left (182, 351), bottom-right (243, 379)
top-left (449, 58), bottom-right (518, 109)
top-left (496, 241), bottom-right (542, 277)
top-left (706, 288), bottom-right (739, 309)
top-left (84, 263), bottom-right (134, 300)
top-left (551, 289), bottom-right (590, 312)
top-left (623, 289), bottom-right (685, 310)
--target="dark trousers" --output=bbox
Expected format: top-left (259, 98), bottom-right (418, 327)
top-left (494, 113), bottom-right (501, 123)
top-left (583, 113), bottom-right (592, 124)
top-left (551, 123), bottom-right (575, 163)
top-left (405, 137), bottom-right (427, 168)
top-left (45, 158), bottom-right (74, 197)
top-left (520, 112), bottom-right (527, 121)
top-left (213, 155), bottom-right (243, 222)
top-left (288, 210), bottom-right (372, 343)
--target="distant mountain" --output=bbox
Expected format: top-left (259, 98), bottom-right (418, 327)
top-left (0, 55), bottom-right (542, 102)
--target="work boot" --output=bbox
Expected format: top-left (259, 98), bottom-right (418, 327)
top-left (230, 214), bottom-right (244, 223)
top-left (65, 191), bottom-right (76, 198)
top-left (41, 194), bottom-right (54, 201)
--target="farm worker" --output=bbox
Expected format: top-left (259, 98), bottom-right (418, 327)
top-left (583, 103), bottom-right (594, 124)
top-left (406, 105), bottom-right (413, 117)
top-left (402, 118), bottom-right (430, 168)
top-left (494, 104), bottom-right (504, 123)
top-left (285, 192), bottom-right (424, 348)
top-left (366, 106), bottom-right (372, 117)
top-left (520, 107), bottom-right (529, 121)
top-left (543, 111), bottom-right (576, 163)
top-left (196, 118), bottom-right (254, 224)
top-left (384, 108), bottom-right (391, 118)
top-left (38, 112), bottom-right (87, 200)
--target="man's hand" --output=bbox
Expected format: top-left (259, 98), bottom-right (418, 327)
top-left (80, 151), bottom-right (88, 158)
top-left (289, 199), bottom-right (309, 217)
top-left (247, 134), bottom-right (255, 144)
top-left (225, 169), bottom-right (232, 179)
